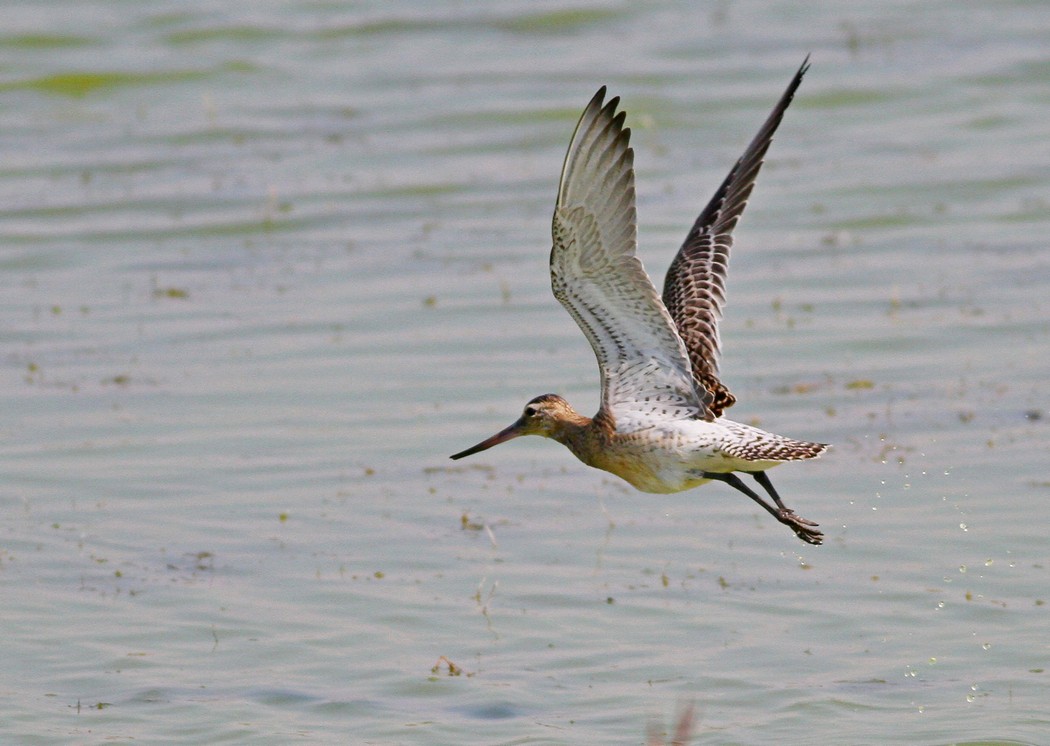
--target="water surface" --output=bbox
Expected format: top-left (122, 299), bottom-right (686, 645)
top-left (2, 1), bottom-right (1049, 743)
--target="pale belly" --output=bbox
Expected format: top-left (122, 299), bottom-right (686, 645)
top-left (603, 451), bottom-right (769, 494)
top-left (571, 419), bottom-right (787, 494)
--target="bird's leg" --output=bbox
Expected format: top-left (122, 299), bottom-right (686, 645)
top-left (702, 471), bottom-right (823, 546)
top-left (701, 471), bottom-right (781, 521)
top-left (750, 471), bottom-right (819, 526)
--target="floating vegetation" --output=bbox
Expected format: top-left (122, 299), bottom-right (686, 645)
top-left (153, 286), bottom-right (189, 299)
top-left (1, 69), bottom-right (213, 97)
top-left (1, 33), bottom-right (95, 48)
top-left (25, 361), bottom-right (42, 385)
top-left (430, 655), bottom-right (467, 677)
top-left (492, 8), bottom-right (620, 35)
top-left (73, 699), bottom-right (112, 713)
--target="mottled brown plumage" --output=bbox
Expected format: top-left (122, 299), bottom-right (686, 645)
top-left (663, 58), bottom-right (809, 419)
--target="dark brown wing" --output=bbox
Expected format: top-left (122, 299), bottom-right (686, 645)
top-left (662, 57), bottom-right (809, 419)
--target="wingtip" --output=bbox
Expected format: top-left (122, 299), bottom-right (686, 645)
top-left (589, 85), bottom-right (608, 109)
top-left (584, 85), bottom-right (625, 122)
top-left (584, 85), bottom-right (622, 123)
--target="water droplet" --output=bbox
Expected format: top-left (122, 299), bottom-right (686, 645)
top-left (959, 523), bottom-right (968, 531)
top-left (984, 559), bottom-right (993, 567)
top-left (959, 565), bottom-right (967, 574)
top-left (929, 657), bottom-right (937, 664)
top-left (982, 643), bottom-right (991, 651)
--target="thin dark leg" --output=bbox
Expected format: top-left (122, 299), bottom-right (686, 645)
top-left (702, 471), bottom-right (823, 546)
top-left (702, 472), bottom-right (779, 519)
top-left (750, 471), bottom-right (790, 512)
top-left (750, 471), bottom-right (818, 527)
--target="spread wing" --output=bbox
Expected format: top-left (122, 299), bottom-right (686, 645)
top-left (551, 87), bottom-right (703, 428)
top-left (662, 57), bottom-right (809, 419)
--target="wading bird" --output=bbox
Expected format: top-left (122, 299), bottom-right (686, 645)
top-left (451, 59), bottom-right (827, 545)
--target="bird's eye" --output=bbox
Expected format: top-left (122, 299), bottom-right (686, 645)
top-left (524, 406), bottom-right (537, 417)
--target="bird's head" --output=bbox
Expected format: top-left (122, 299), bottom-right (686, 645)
top-left (449, 394), bottom-right (576, 460)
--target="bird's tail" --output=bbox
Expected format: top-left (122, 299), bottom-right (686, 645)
top-left (723, 431), bottom-right (828, 463)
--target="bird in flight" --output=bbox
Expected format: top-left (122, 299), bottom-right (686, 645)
top-left (451, 59), bottom-right (827, 545)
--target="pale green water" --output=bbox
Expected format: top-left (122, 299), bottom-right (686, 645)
top-left (2, 1), bottom-right (1050, 744)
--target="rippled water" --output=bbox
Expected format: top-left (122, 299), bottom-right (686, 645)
top-left (3, 1), bottom-right (1050, 743)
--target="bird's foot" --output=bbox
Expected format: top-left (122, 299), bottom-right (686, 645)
top-left (778, 509), bottom-right (823, 545)
top-left (779, 508), bottom-right (819, 527)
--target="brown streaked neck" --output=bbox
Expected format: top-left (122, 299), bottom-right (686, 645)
top-left (551, 407), bottom-right (613, 463)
